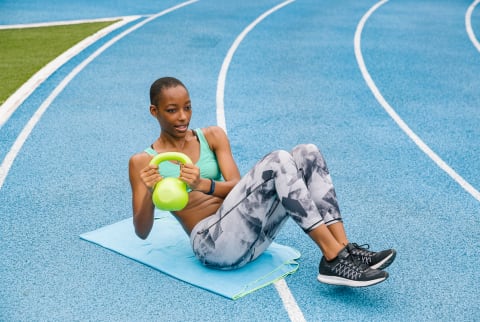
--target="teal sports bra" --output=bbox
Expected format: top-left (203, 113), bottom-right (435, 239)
top-left (144, 128), bottom-right (223, 182)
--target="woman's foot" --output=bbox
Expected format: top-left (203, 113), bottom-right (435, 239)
top-left (349, 243), bottom-right (396, 270)
top-left (317, 244), bottom-right (388, 287)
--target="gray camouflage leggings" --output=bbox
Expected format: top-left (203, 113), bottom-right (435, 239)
top-left (190, 144), bottom-right (342, 270)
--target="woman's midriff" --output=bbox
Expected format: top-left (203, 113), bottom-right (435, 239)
top-left (173, 191), bottom-right (223, 234)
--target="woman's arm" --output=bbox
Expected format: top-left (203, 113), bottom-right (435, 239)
top-left (204, 126), bottom-right (241, 197)
top-left (128, 153), bottom-right (160, 239)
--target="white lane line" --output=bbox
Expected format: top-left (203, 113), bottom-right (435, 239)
top-left (0, 16), bottom-right (140, 30)
top-left (216, 0), bottom-right (295, 134)
top-left (466, 0), bottom-right (480, 53)
top-left (0, 0), bottom-right (199, 190)
top-left (274, 279), bottom-right (307, 322)
top-left (215, 1), bottom-right (305, 321)
top-left (0, 16), bottom-right (141, 128)
top-left (354, 0), bottom-right (480, 202)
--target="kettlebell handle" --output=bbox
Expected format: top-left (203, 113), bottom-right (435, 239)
top-left (149, 152), bottom-right (193, 169)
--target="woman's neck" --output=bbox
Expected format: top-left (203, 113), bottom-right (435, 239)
top-left (155, 129), bottom-right (192, 151)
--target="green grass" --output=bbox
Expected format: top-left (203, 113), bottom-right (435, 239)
top-left (0, 21), bottom-right (116, 105)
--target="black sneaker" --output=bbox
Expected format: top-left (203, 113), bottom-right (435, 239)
top-left (317, 245), bottom-right (388, 287)
top-left (349, 243), bottom-right (396, 270)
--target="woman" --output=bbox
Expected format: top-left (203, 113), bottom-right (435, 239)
top-left (129, 77), bottom-right (396, 287)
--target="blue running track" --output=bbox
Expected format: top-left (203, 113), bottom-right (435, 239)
top-left (1, 0), bottom-right (479, 320)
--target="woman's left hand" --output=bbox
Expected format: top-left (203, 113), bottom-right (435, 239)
top-left (179, 163), bottom-right (202, 190)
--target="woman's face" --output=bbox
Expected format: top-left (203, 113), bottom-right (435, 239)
top-left (151, 85), bottom-right (192, 137)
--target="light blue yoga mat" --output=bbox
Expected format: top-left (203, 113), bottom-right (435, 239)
top-left (80, 211), bottom-right (301, 300)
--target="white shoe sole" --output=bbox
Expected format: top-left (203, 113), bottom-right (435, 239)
top-left (370, 251), bottom-right (396, 270)
top-left (317, 274), bottom-right (387, 287)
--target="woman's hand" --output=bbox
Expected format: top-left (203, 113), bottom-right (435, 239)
top-left (140, 164), bottom-right (162, 192)
top-left (179, 163), bottom-right (202, 191)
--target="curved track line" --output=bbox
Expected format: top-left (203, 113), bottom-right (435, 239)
top-left (0, 16), bottom-right (141, 129)
top-left (354, 0), bottom-right (480, 202)
top-left (0, 0), bottom-right (198, 190)
top-left (466, 0), bottom-right (480, 53)
top-left (216, 0), bottom-right (295, 134)
top-left (214, 1), bottom-right (305, 321)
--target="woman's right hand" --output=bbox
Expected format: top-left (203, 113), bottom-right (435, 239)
top-left (140, 163), bottom-right (163, 192)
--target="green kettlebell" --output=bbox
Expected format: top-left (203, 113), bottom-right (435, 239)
top-left (149, 152), bottom-right (193, 211)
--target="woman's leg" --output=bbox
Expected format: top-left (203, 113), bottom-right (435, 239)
top-left (191, 148), bottom-right (344, 269)
top-left (290, 144), bottom-right (349, 245)
top-left (191, 145), bottom-right (392, 286)
top-left (326, 223), bottom-right (349, 246)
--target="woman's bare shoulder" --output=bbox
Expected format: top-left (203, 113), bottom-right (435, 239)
top-left (200, 126), bottom-right (230, 153)
top-left (201, 126), bottom-right (228, 144)
top-left (129, 151), bottom-right (152, 169)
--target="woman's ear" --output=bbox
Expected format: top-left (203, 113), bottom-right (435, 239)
top-left (149, 104), bottom-right (157, 117)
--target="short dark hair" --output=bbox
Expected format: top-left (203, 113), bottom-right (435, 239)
top-left (149, 77), bottom-right (188, 106)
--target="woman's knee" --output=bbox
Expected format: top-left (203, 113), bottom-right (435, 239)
top-left (291, 143), bottom-right (329, 178)
top-left (263, 149), bottom-right (295, 167)
top-left (293, 143), bottom-right (321, 156)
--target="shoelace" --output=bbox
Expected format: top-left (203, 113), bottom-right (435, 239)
top-left (350, 243), bottom-right (374, 265)
top-left (331, 248), bottom-right (370, 280)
